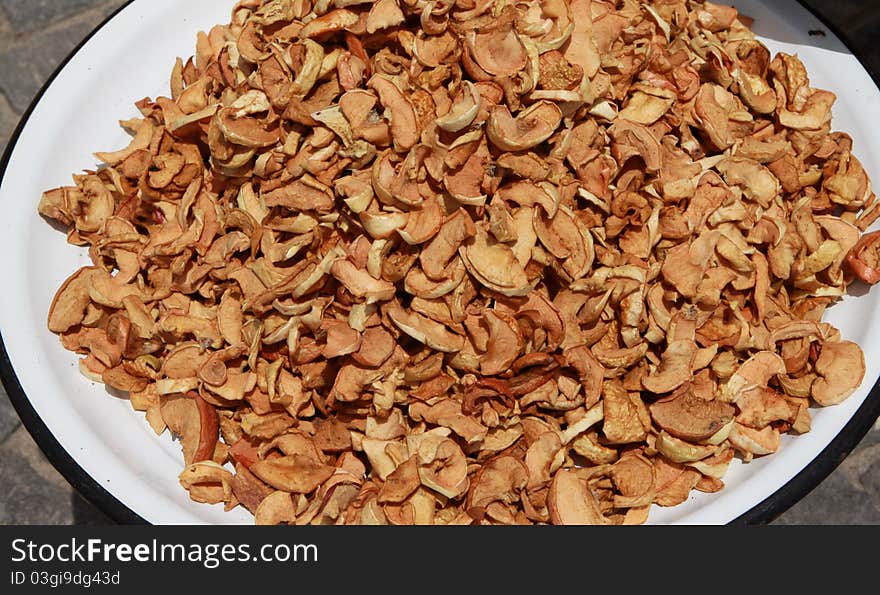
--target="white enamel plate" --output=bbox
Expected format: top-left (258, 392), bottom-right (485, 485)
top-left (0, 0), bottom-right (878, 524)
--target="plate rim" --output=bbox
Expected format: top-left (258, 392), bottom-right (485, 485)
top-left (0, 0), bottom-right (878, 526)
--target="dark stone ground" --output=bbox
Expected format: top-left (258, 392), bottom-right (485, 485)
top-left (0, 0), bottom-right (878, 525)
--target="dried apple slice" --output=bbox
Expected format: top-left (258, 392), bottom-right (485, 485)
top-left (486, 101), bottom-right (562, 152)
top-left (383, 300), bottom-right (464, 353)
top-left (547, 469), bottom-right (606, 525)
top-left (459, 226), bottom-right (532, 296)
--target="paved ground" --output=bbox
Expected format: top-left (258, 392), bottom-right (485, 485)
top-left (1, 0), bottom-right (880, 525)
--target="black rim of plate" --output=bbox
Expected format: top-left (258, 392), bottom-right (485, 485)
top-left (0, 0), bottom-right (878, 527)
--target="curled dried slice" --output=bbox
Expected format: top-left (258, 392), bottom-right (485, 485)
top-left (602, 381), bottom-right (647, 445)
top-left (533, 206), bottom-right (594, 280)
top-left (298, 8), bottom-right (359, 38)
top-left (420, 210), bottom-right (476, 280)
top-left (642, 340), bottom-right (697, 394)
top-left (649, 389), bottom-right (735, 442)
top-left (331, 363), bottom-right (383, 403)
top-left (47, 267), bottom-right (95, 333)
top-left (160, 392), bottom-right (218, 466)
top-left (384, 300), bottom-right (464, 353)
top-left (607, 120), bottom-right (662, 171)
top-left (94, 119), bottom-right (154, 165)
top-left (192, 392), bottom-right (220, 463)
top-left (264, 178), bottom-right (335, 212)
top-left (480, 310), bottom-right (523, 376)
top-left (409, 399), bottom-right (486, 445)
top-left (368, 76), bottom-right (420, 151)
top-left (548, 469), bottom-right (606, 525)
top-left (216, 108), bottom-right (279, 148)
top-left (436, 81), bottom-right (481, 133)
top-left (459, 226), bottom-right (532, 296)
top-left (250, 455), bottom-right (336, 494)
top-left (467, 456), bottom-right (528, 518)
top-left (416, 436), bottom-right (469, 499)
top-left (724, 351), bottom-right (785, 401)
top-left (845, 230), bottom-right (880, 284)
top-left (467, 23), bottom-right (528, 77)
top-left (379, 457), bottom-right (420, 503)
top-left (497, 181), bottom-right (558, 218)
top-left (486, 101), bottom-right (562, 152)
top-left (331, 259), bottom-right (396, 302)
top-left (179, 461), bottom-right (235, 506)
top-left (656, 431), bottom-right (717, 464)
top-left (729, 423), bottom-right (780, 457)
top-left (366, 0), bottom-right (405, 34)
top-left (563, 0), bottom-right (600, 77)
top-left (812, 341), bottom-right (866, 406)
top-left (618, 90), bottom-right (674, 125)
top-left (353, 327), bottom-right (396, 368)
top-left (524, 432), bottom-right (563, 490)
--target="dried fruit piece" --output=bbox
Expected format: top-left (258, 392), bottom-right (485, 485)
top-left (650, 389), bottom-right (735, 442)
top-left (250, 455), bottom-right (336, 494)
top-left (384, 300), bottom-right (464, 353)
top-left (812, 341), bottom-right (866, 406)
top-left (486, 101), bottom-right (562, 152)
top-left (459, 226), bottom-right (531, 296)
top-left (47, 268), bottom-right (95, 333)
top-left (548, 469), bottom-right (606, 525)
top-left (369, 76), bottom-right (420, 151)
top-left (436, 81), bottom-right (481, 133)
top-left (845, 230), bottom-right (880, 284)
